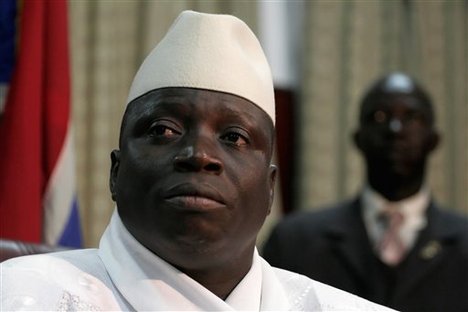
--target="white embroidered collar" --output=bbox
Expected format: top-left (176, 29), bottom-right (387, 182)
top-left (98, 209), bottom-right (262, 311)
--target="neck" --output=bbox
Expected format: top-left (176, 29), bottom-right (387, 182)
top-left (175, 247), bottom-right (254, 300)
top-left (367, 171), bottom-right (424, 202)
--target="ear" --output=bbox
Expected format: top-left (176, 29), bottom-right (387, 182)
top-left (427, 129), bottom-right (441, 153)
top-left (352, 129), bottom-right (363, 152)
top-left (267, 164), bottom-right (278, 215)
top-left (110, 150), bottom-right (121, 202)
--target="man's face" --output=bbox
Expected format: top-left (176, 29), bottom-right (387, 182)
top-left (355, 93), bottom-right (438, 177)
top-left (110, 88), bottom-right (276, 270)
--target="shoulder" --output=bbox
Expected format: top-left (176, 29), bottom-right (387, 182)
top-left (431, 204), bottom-right (468, 239)
top-left (2, 248), bottom-right (103, 276)
top-left (434, 206), bottom-right (468, 228)
top-left (1, 249), bottom-right (109, 311)
top-left (271, 267), bottom-right (395, 311)
top-left (273, 199), bottom-right (355, 233)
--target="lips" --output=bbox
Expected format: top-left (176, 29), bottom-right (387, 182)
top-left (164, 183), bottom-right (226, 211)
top-left (387, 141), bottom-right (411, 156)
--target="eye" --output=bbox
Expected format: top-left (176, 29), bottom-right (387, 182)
top-left (148, 120), bottom-right (181, 139)
top-left (220, 128), bottom-right (249, 147)
top-left (373, 110), bottom-right (388, 124)
top-left (404, 111), bottom-right (427, 124)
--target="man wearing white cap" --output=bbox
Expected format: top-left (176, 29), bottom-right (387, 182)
top-left (1, 11), bottom-right (393, 311)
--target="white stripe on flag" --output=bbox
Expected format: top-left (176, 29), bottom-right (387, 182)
top-left (43, 125), bottom-right (78, 245)
top-left (0, 84), bottom-right (9, 114)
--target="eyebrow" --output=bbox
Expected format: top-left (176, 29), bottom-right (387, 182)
top-left (134, 97), bottom-right (190, 119)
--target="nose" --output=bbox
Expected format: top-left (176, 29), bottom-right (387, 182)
top-left (173, 144), bottom-right (223, 175)
top-left (389, 118), bottom-right (403, 133)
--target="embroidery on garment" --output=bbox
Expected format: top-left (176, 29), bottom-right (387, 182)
top-left (57, 291), bottom-right (100, 311)
top-left (291, 283), bottom-right (317, 310)
top-left (282, 274), bottom-right (320, 311)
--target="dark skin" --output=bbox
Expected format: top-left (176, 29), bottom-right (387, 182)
top-left (109, 87), bottom-right (276, 299)
top-left (353, 74), bottom-right (440, 201)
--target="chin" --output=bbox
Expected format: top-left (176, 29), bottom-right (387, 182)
top-left (162, 237), bottom-right (234, 271)
top-left (388, 164), bottom-right (414, 177)
top-left (162, 224), bottom-right (227, 252)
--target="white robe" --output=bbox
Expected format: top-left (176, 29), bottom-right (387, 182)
top-left (1, 211), bottom-right (395, 311)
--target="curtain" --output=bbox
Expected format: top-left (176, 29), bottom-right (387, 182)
top-left (69, 0), bottom-right (466, 247)
top-left (297, 0), bottom-right (467, 215)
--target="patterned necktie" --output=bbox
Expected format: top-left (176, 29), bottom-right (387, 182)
top-left (377, 207), bottom-right (406, 266)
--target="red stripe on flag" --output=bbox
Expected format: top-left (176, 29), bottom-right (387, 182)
top-left (0, 0), bottom-right (70, 243)
top-left (44, 0), bottom-right (70, 181)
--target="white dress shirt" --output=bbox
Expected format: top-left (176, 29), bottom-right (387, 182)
top-left (362, 186), bottom-right (430, 252)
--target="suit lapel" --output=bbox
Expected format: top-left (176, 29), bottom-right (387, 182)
top-left (325, 198), bottom-right (374, 285)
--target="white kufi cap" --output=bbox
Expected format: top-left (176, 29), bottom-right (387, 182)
top-left (126, 10), bottom-right (275, 124)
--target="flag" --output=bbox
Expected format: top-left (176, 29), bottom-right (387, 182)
top-left (0, 0), bottom-right (16, 114)
top-left (0, 0), bottom-right (82, 247)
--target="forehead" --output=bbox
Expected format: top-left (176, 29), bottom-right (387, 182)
top-left (131, 87), bottom-right (271, 118)
top-left (362, 92), bottom-right (431, 114)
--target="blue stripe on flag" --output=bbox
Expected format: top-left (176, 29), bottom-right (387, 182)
top-left (58, 196), bottom-right (83, 247)
top-left (0, 0), bottom-right (16, 83)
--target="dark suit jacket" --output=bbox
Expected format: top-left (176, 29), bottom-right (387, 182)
top-left (263, 198), bottom-right (468, 312)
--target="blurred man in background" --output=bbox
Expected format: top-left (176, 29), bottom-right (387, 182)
top-left (264, 72), bottom-right (468, 311)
